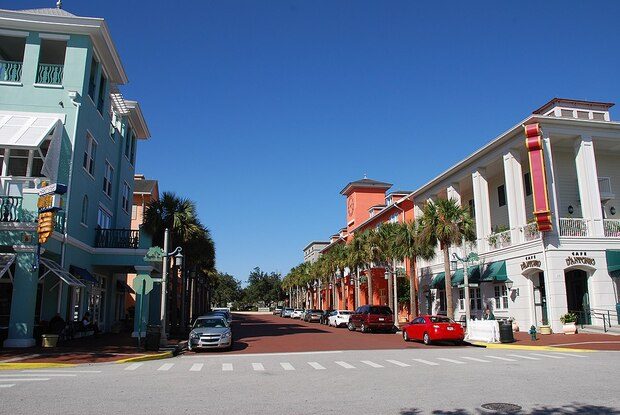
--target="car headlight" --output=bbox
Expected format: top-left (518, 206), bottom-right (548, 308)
top-left (221, 331), bottom-right (232, 339)
top-left (190, 332), bottom-right (199, 340)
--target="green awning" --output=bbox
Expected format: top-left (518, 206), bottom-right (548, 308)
top-left (606, 250), bottom-right (620, 278)
top-left (480, 261), bottom-right (508, 282)
top-left (451, 266), bottom-right (481, 286)
top-left (431, 272), bottom-right (445, 289)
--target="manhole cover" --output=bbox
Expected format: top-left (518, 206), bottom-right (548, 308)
top-left (481, 403), bottom-right (522, 412)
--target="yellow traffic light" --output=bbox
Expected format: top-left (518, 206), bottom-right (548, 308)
top-left (37, 211), bottom-right (55, 244)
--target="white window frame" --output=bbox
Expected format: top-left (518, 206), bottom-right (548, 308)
top-left (83, 132), bottom-right (97, 178)
top-left (494, 285), bottom-right (509, 310)
top-left (97, 205), bottom-right (112, 229)
top-left (103, 160), bottom-right (113, 198)
top-left (470, 288), bottom-right (482, 311)
top-left (458, 288), bottom-right (465, 310)
top-left (121, 181), bottom-right (130, 213)
top-left (131, 204), bottom-right (138, 220)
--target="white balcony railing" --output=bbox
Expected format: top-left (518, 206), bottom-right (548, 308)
top-left (488, 229), bottom-right (512, 250)
top-left (559, 217), bottom-right (589, 237)
top-left (604, 219), bottom-right (620, 238)
top-left (521, 222), bottom-right (542, 242)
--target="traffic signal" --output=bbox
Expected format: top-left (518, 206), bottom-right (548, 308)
top-left (37, 211), bottom-right (55, 244)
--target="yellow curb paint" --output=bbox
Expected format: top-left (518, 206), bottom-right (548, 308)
top-left (471, 342), bottom-right (595, 353)
top-left (115, 351), bottom-right (173, 364)
top-left (0, 363), bottom-right (77, 371)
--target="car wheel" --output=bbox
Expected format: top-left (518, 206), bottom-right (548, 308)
top-left (403, 330), bottom-right (410, 342)
top-left (187, 342), bottom-right (193, 352)
top-left (423, 332), bottom-right (431, 345)
top-left (361, 323), bottom-right (368, 333)
top-left (347, 322), bottom-right (355, 331)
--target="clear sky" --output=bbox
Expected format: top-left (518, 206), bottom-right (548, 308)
top-left (4, 0), bottom-right (620, 283)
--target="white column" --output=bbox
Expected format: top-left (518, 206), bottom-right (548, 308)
top-left (574, 135), bottom-right (604, 237)
top-left (503, 151), bottom-right (527, 243)
top-left (472, 169), bottom-right (492, 252)
top-left (447, 183), bottom-right (461, 206)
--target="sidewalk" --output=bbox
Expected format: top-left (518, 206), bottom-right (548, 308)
top-left (0, 333), bottom-right (184, 368)
top-left (475, 331), bottom-right (620, 351)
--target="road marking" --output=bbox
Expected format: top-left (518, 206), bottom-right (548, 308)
top-left (183, 350), bottom-right (343, 359)
top-left (386, 359), bottom-right (410, 367)
top-left (486, 356), bottom-right (516, 362)
top-left (507, 354), bottom-right (540, 361)
top-left (307, 362), bottom-right (326, 370)
top-left (0, 384), bottom-right (14, 388)
top-left (361, 360), bottom-right (384, 368)
top-left (24, 370), bottom-right (101, 373)
top-left (0, 374), bottom-right (76, 377)
top-left (222, 363), bottom-right (233, 371)
top-left (280, 362), bottom-right (295, 371)
top-left (461, 357), bottom-right (491, 363)
top-left (551, 353), bottom-right (588, 358)
top-left (412, 359), bottom-right (439, 366)
top-left (0, 354), bottom-right (40, 363)
top-left (252, 363), bottom-right (265, 371)
top-left (0, 378), bottom-right (50, 382)
top-left (190, 363), bottom-right (203, 372)
top-left (531, 353), bottom-right (565, 359)
top-left (437, 358), bottom-right (466, 364)
top-left (124, 363), bottom-right (143, 371)
top-left (335, 361), bottom-right (355, 369)
top-left (157, 363), bottom-right (174, 371)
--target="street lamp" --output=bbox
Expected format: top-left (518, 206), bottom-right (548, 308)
top-left (159, 228), bottom-right (183, 346)
top-left (452, 251), bottom-right (479, 323)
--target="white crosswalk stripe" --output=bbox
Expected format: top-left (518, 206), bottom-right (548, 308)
top-left (0, 378), bottom-right (50, 382)
top-left (157, 363), bottom-right (174, 371)
top-left (222, 363), bottom-right (233, 371)
top-left (0, 373), bottom-right (76, 377)
top-left (486, 356), bottom-right (516, 362)
top-left (361, 360), bottom-right (384, 368)
top-left (280, 362), bottom-right (295, 371)
top-left (437, 358), bottom-right (466, 364)
top-left (252, 363), bottom-right (265, 371)
top-left (335, 361), bottom-right (355, 369)
top-left (308, 362), bottom-right (326, 370)
top-left (412, 358), bottom-right (439, 366)
top-left (461, 356), bottom-right (491, 363)
top-left (0, 384), bottom-right (15, 388)
top-left (551, 353), bottom-right (588, 358)
top-left (386, 359), bottom-right (410, 367)
top-left (124, 363), bottom-right (143, 371)
top-left (508, 354), bottom-right (540, 360)
top-left (531, 353), bottom-right (564, 359)
top-left (190, 363), bottom-right (203, 372)
top-left (24, 370), bottom-right (101, 373)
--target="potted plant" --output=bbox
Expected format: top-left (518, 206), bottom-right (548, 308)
top-left (560, 312), bottom-right (578, 334)
top-left (509, 317), bottom-right (519, 332)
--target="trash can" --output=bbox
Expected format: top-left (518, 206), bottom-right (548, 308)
top-left (145, 325), bottom-right (161, 351)
top-left (498, 320), bottom-right (515, 343)
top-left (41, 334), bottom-right (59, 348)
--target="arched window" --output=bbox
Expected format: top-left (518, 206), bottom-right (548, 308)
top-left (81, 195), bottom-right (88, 225)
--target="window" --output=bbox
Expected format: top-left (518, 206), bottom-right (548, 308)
top-left (470, 288), bottom-right (482, 310)
top-left (438, 290), bottom-right (446, 312)
top-left (468, 199), bottom-right (475, 218)
top-left (524, 172), bottom-right (532, 196)
top-left (97, 207), bottom-right (112, 229)
top-left (124, 125), bottom-right (132, 158)
top-left (497, 185), bottom-right (506, 207)
top-left (81, 195), bottom-right (88, 225)
top-left (103, 161), bottom-right (113, 197)
top-left (83, 133), bottom-right (96, 176)
top-left (129, 132), bottom-right (136, 165)
top-left (389, 213), bottom-right (399, 224)
top-left (97, 73), bottom-right (107, 114)
top-left (121, 182), bottom-right (130, 213)
top-left (494, 285), bottom-right (509, 310)
top-left (458, 288), bottom-right (465, 310)
top-left (131, 205), bottom-right (138, 220)
top-left (88, 58), bottom-right (97, 100)
top-left (7, 149), bottom-right (28, 176)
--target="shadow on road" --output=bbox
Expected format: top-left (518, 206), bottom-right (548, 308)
top-left (232, 314), bottom-right (331, 342)
top-left (400, 403), bottom-right (620, 415)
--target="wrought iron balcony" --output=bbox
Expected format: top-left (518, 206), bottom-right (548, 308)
top-left (95, 228), bottom-right (140, 249)
top-left (0, 196), bottom-right (22, 222)
top-left (604, 219), bottom-right (620, 238)
top-left (559, 217), bottom-right (589, 237)
top-left (36, 63), bottom-right (64, 85)
top-left (0, 60), bottom-right (22, 83)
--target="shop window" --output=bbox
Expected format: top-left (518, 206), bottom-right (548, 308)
top-left (494, 285), bottom-right (508, 310)
top-left (470, 288), bottom-right (482, 310)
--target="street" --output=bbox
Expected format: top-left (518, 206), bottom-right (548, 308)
top-left (2, 314), bottom-right (620, 415)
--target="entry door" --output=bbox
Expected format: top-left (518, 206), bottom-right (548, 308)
top-left (533, 272), bottom-right (548, 326)
top-left (564, 270), bottom-right (590, 324)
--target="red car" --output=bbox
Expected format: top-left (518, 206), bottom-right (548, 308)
top-left (402, 315), bottom-right (464, 345)
top-left (348, 305), bottom-right (394, 333)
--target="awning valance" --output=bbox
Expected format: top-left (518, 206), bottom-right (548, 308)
top-left (451, 266), bottom-right (481, 287)
top-left (0, 111), bottom-right (64, 149)
top-left (40, 258), bottom-right (85, 287)
top-left (480, 261), bottom-right (508, 283)
top-left (0, 254), bottom-right (16, 281)
top-left (69, 265), bottom-right (98, 284)
top-left (431, 272), bottom-right (446, 289)
top-left (606, 250), bottom-right (620, 278)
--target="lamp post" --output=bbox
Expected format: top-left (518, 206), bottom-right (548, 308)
top-left (452, 251), bottom-right (479, 323)
top-left (159, 228), bottom-right (184, 346)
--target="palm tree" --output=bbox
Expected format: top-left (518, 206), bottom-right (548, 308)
top-left (375, 222), bottom-right (401, 311)
top-left (418, 198), bottom-right (475, 319)
top-left (355, 230), bottom-right (383, 305)
top-left (344, 237), bottom-right (364, 309)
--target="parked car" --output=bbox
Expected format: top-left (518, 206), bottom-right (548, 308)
top-left (205, 309), bottom-right (232, 325)
top-left (188, 316), bottom-right (232, 351)
top-left (304, 309), bottom-right (323, 322)
top-left (348, 305), bottom-right (394, 333)
top-left (281, 307), bottom-right (294, 318)
top-left (299, 309), bottom-right (308, 320)
top-left (402, 315), bottom-right (465, 345)
top-left (273, 306), bottom-right (283, 315)
top-left (328, 310), bottom-right (353, 327)
top-left (291, 309), bottom-right (303, 319)
top-left (320, 309), bottom-right (334, 325)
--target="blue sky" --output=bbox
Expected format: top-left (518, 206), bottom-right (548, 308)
top-left (4, 1), bottom-right (620, 283)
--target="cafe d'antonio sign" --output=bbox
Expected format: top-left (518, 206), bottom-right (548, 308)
top-left (565, 252), bottom-right (596, 267)
top-left (520, 255), bottom-right (541, 271)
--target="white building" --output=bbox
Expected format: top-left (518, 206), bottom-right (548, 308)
top-left (303, 241), bottom-right (330, 263)
top-left (415, 98), bottom-right (620, 333)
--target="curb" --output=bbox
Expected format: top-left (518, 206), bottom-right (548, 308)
top-left (0, 362), bottom-right (77, 371)
top-left (471, 342), bottom-right (595, 352)
top-left (115, 351), bottom-right (173, 364)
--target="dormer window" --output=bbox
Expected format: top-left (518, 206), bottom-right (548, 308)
top-left (0, 34), bottom-right (26, 83)
top-left (36, 38), bottom-right (66, 85)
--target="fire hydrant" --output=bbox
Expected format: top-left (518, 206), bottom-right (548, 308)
top-left (529, 325), bottom-right (537, 341)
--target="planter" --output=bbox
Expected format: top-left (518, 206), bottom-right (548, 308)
top-left (511, 321), bottom-right (519, 332)
top-left (41, 334), bottom-right (59, 348)
top-left (539, 325), bottom-right (552, 335)
top-left (562, 322), bottom-right (577, 335)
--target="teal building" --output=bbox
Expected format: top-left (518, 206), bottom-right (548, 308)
top-left (0, 6), bottom-right (158, 347)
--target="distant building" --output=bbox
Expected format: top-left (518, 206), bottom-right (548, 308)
top-left (303, 241), bottom-right (329, 263)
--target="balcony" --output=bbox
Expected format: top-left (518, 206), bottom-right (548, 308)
top-left (559, 218), bottom-right (589, 237)
top-left (0, 60), bottom-right (23, 83)
top-left (36, 63), bottom-right (64, 85)
top-left (0, 196), bottom-right (22, 222)
top-left (520, 222), bottom-right (541, 242)
top-left (604, 219), bottom-right (620, 238)
top-left (488, 229), bottom-right (512, 251)
top-left (95, 228), bottom-right (140, 249)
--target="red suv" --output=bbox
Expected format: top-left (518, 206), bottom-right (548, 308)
top-left (347, 305), bottom-right (394, 333)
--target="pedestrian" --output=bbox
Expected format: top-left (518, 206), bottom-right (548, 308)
top-left (49, 313), bottom-right (66, 338)
top-left (482, 307), bottom-right (495, 320)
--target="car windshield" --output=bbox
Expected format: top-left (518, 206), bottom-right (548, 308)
top-left (193, 318), bottom-right (227, 328)
top-left (339, 311), bottom-right (353, 315)
top-left (310, 310), bottom-right (322, 313)
top-left (369, 306), bottom-right (392, 315)
top-left (285, 308), bottom-right (294, 311)
top-left (430, 316), bottom-right (454, 323)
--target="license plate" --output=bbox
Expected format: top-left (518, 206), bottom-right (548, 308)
top-left (447, 326), bottom-right (454, 331)
top-left (378, 318), bottom-right (385, 321)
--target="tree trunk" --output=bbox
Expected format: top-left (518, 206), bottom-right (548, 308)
top-left (355, 267), bottom-right (360, 309)
top-left (409, 257), bottom-right (418, 319)
top-left (443, 245), bottom-right (454, 319)
top-left (342, 277), bottom-right (346, 309)
top-left (367, 265), bottom-right (373, 306)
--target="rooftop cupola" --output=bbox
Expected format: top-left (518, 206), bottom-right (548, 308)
top-left (533, 98), bottom-right (614, 122)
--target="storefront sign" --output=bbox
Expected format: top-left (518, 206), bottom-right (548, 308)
top-left (520, 259), bottom-right (542, 271)
top-left (525, 124), bottom-right (552, 232)
top-left (566, 252), bottom-right (596, 267)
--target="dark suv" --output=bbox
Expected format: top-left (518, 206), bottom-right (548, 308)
top-left (348, 305), bottom-right (394, 333)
